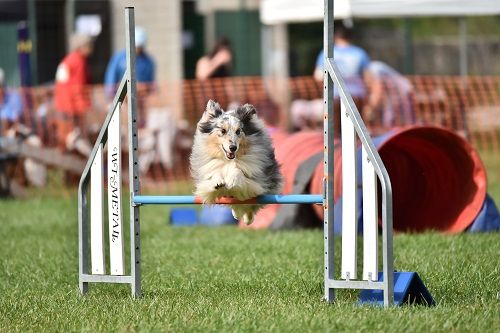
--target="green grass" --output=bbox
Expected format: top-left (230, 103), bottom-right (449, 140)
top-left (0, 194), bottom-right (499, 332)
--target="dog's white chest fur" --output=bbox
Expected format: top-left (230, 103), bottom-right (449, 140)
top-left (195, 158), bottom-right (264, 202)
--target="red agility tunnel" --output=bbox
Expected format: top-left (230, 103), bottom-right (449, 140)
top-left (377, 126), bottom-right (486, 233)
top-left (245, 130), bottom-right (340, 230)
top-left (244, 130), bottom-right (328, 229)
top-left (249, 126), bottom-right (487, 233)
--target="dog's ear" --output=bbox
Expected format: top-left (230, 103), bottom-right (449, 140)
top-left (204, 100), bottom-right (223, 119)
top-left (236, 104), bottom-right (256, 123)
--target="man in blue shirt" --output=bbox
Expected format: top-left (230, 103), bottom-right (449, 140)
top-left (104, 27), bottom-right (155, 99)
top-left (314, 23), bottom-right (370, 99)
top-left (312, 22), bottom-right (370, 136)
top-left (0, 68), bottom-right (23, 133)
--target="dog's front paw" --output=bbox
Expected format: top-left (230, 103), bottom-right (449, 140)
top-left (211, 174), bottom-right (226, 190)
top-left (214, 182), bottom-right (226, 190)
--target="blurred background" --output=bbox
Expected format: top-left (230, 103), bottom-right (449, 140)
top-left (0, 0), bottom-right (499, 214)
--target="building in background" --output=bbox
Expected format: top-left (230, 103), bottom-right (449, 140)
top-left (0, 0), bottom-right (30, 87)
top-left (187, 0), bottom-right (262, 78)
top-left (109, 0), bottom-right (182, 84)
top-left (1, 0), bottom-right (500, 88)
top-left (0, 0), bottom-right (112, 86)
top-left (260, 0), bottom-right (500, 76)
top-left (0, 0), bottom-right (182, 87)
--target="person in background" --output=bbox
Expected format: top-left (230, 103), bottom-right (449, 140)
top-left (0, 69), bottom-right (47, 189)
top-left (104, 27), bottom-right (155, 100)
top-left (35, 87), bottom-right (54, 143)
top-left (0, 68), bottom-right (23, 134)
top-left (363, 61), bottom-right (415, 132)
top-left (195, 37), bottom-right (233, 79)
top-left (53, 33), bottom-right (94, 150)
top-left (290, 99), bottom-right (324, 131)
top-left (313, 22), bottom-right (370, 98)
top-left (255, 98), bottom-right (282, 132)
top-left (311, 22), bottom-right (370, 136)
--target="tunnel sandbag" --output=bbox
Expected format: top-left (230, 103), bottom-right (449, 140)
top-left (310, 126), bottom-right (487, 233)
top-left (467, 194), bottom-right (500, 232)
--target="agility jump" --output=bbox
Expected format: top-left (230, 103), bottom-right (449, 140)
top-left (78, 3), bottom-right (410, 307)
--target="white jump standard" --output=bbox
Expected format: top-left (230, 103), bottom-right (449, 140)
top-left (78, 5), bottom-right (433, 307)
top-left (78, 8), bottom-right (141, 295)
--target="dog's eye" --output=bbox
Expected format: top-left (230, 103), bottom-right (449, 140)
top-left (236, 129), bottom-right (241, 135)
top-left (221, 129), bottom-right (226, 135)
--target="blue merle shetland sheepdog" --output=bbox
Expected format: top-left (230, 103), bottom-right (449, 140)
top-left (190, 100), bottom-right (283, 225)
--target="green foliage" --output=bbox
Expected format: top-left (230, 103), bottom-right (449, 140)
top-left (0, 194), bottom-right (499, 332)
top-left (411, 16), bottom-right (500, 40)
top-left (356, 16), bottom-right (500, 40)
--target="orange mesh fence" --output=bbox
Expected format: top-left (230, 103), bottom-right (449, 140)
top-left (408, 76), bottom-right (499, 155)
top-left (4, 75), bottom-right (499, 190)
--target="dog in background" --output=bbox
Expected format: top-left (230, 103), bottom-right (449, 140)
top-left (190, 100), bottom-right (282, 225)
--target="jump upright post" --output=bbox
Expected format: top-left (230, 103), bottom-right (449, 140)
top-left (78, 7), bottom-right (141, 297)
top-left (322, 0), bottom-right (394, 305)
top-left (78, 5), bottom-right (434, 308)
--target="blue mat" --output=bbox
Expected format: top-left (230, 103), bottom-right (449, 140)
top-left (169, 208), bottom-right (198, 226)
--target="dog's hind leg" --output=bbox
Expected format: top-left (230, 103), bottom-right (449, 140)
top-left (241, 209), bottom-right (256, 225)
top-left (231, 205), bottom-right (244, 221)
top-left (231, 204), bottom-right (260, 225)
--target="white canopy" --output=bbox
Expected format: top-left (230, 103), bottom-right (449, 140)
top-left (261, 0), bottom-right (500, 24)
top-left (260, 0), bottom-right (352, 24)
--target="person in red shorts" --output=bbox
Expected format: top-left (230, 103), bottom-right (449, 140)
top-left (54, 33), bottom-right (94, 152)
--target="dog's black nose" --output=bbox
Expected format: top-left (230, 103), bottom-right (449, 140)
top-left (229, 145), bottom-right (237, 152)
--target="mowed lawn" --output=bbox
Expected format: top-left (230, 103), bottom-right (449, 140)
top-left (0, 193), bottom-right (499, 333)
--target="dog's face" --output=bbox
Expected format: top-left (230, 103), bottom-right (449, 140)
top-left (197, 100), bottom-right (258, 160)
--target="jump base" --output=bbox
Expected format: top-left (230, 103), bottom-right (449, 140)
top-left (359, 272), bottom-right (435, 306)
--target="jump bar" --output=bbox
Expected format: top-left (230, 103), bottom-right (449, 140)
top-left (133, 194), bottom-right (323, 205)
